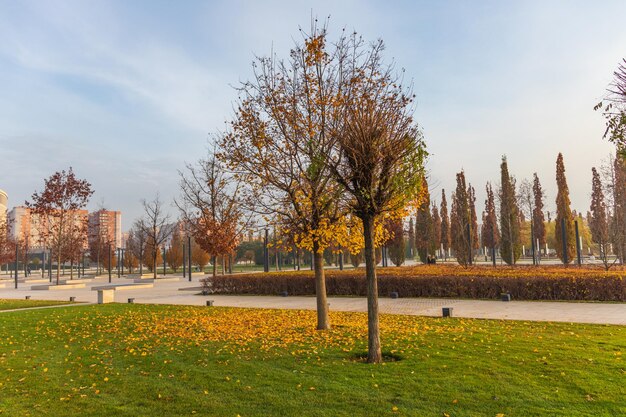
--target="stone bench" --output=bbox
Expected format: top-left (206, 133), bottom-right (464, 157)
top-left (97, 289), bottom-right (115, 304)
top-left (31, 282), bottom-right (87, 290)
top-left (133, 277), bottom-right (181, 284)
top-left (59, 278), bottom-right (93, 285)
top-left (91, 283), bottom-right (154, 291)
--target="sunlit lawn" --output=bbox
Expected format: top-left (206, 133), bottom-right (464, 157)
top-left (0, 299), bottom-right (74, 311)
top-left (0, 304), bottom-right (623, 416)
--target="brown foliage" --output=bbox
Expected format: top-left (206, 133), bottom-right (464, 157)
top-left (203, 265), bottom-right (626, 302)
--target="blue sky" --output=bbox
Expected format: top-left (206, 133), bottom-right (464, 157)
top-left (0, 0), bottom-right (624, 229)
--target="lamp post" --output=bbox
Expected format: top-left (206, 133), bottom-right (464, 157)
top-left (14, 243), bottom-right (18, 289)
top-left (187, 236), bottom-right (192, 281)
top-left (108, 243), bottom-right (112, 283)
top-left (263, 228), bottom-right (269, 273)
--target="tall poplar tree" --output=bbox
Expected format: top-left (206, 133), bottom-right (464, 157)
top-left (415, 177), bottom-right (433, 263)
top-left (431, 204), bottom-right (442, 258)
top-left (440, 190), bottom-right (451, 260)
top-left (589, 167), bottom-right (612, 269)
top-left (468, 185), bottom-right (479, 252)
top-left (554, 153), bottom-right (576, 264)
top-left (611, 156), bottom-right (626, 263)
top-left (532, 173), bottom-right (546, 248)
top-left (481, 182), bottom-right (499, 256)
top-left (450, 171), bottom-right (472, 266)
top-left (499, 156), bottom-right (522, 264)
top-left (407, 217), bottom-right (415, 259)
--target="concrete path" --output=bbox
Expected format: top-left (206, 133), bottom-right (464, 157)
top-left (1, 274), bottom-right (624, 325)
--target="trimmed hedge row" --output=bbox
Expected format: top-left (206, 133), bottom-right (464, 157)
top-left (201, 268), bottom-right (625, 301)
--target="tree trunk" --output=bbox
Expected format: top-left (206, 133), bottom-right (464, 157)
top-left (212, 256), bottom-right (217, 279)
top-left (153, 251), bottom-right (157, 279)
top-left (70, 260), bottom-right (74, 280)
top-left (313, 241), bottom-right (329, 330)
top-left (362, 214), bottom-right (382, 363)
top-left (56, 253), bottom-right (61, 285)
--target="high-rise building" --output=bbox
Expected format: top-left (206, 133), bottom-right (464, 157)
top-left (8, 206), bottom-right (89, 249)
top-left (0, 189), bottom-right (7, 224)
top-left (88, 210), bottom-right (122, 248)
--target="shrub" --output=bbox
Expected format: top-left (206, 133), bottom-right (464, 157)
top-left (201, 265), bottom-right (625, 302)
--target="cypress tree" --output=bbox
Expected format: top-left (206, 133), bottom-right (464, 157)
top-left (451, 171), bottom-right (472, 266)
top-left (554, 153), bottom-right (576, 264)
top-left (468, 184), bottom-right (480, 252)
top-left (611, 156), bottom-right (626, 263)
top-left (386, 218), bottom-right (406, 266)
top-left (431, 204), bottom-right (442, 258)
top-left (415, 178), bottom-right (433, 263)
top-left (532, 173), bottom-right (546, 248)
top-left (407, 217), bottom-right (415, 259)
top-left (499, 156), bottom-right (522, 264)
top-left (590, 167), bottom-right (611, 268)
top-left (481, 182), bottom-right (499, 253)
top-left (440, 190), bottom-right (450, 259)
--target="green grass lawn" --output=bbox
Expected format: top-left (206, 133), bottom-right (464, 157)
top-left (0, 304), bottom-right (623, 417)
top-left (0, 298), bottom-right (74, 311)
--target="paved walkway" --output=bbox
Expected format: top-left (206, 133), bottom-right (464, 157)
top-left (1, 274), bottom-right (624, 325)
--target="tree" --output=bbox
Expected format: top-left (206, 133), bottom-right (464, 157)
top-left (440, 190), bottom-right (450, 260)
top-left (123, 251), bottom-right (139, 274)
top-left (191, 241), bottom-right (210, 272)
top-left (137, 195), bottom-right (173, 279)
top-left (450, 172), bottom-right (472, 266)
top-left (589, 167), bottom-right (613, 269)
top-left (414, 178), bottom-right (433, 263)
top-left (407, 217), bottom-right (415, 259)
top-left (468, 184), bottom-right (479, 253)
top-left (554, 153), bottom-right (576, 264)
top-left (431, 204), bottom-right (441, 258)
top-left (220, 25), bottom-right (349, 331)
top-left (25, 168), bottom-right (93, 284)
top-left (481, 182), bottom-right (499, 257)
top-left (101, 244), bottom-right (117, 272)
top-left (609, 156), bottom-right (626, 263)
top-left (328, 32), bottom-right (427, 363)
top-left (386, 218), bottom-right (405, 266)
top-left (143, 238), bottom-right (163, 273)
top-left (127, 223), bottom-right (148, 277)
top-left (499, 157), bottom-right (522, 264)
top-left (595, 58), bottom-right (626, 157)
top-left (532, 173), bottom-right (546, 248)
top-left (0, 219), bottom-right (15, 267)
top-left (165, 229), bottom-right (184, 273)
top-left (177, 147), bottom-right (252, 279)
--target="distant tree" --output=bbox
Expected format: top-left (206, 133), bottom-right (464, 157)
top-left (554, 153), bottom-right (576, 264)
top-left (142, 238), bottom-right (163, 273)
top-left (468, 184), bottom-right (479, 253)
top-left (595, 58), bottom-right (626, 157)
top-left (532, 173), bottom-right (546, 248)
top-left (137, 195), bottom-right (174, 279)
top-left (440, 190), bottom-right (451, 259)
top-left (481, 182), bottom-right (499, 254)
top-left (123, 251), bottom-right (139, 274)
top-left (450, 172), bottom-right (472, 266)
top-left (177, 147), bottom-right (253, 279)
top-left (589, 167), bottom-right (613, 269)
top-left (127, 223), bottom-right (148, 276)
top-left (407, 217), bottom-right (415, 259)
top-left (101, 244), bottom-right (117, 273)
top-left (499, 157), bottom-right (522, 264)
top-left (431, 204), bottom-right (442, 258)
top-left (386, 218), bottom-right (406, 266)
top-left (165, 229), bottom-right (184, 272)
top-left (350, 250), bottom-right (363, 268)
top-left (243, 250), bottom-right (255, 265)
top-left (191, 241), bottom-right (210, 272)
top-left (0, 219), bottom-right (15, 266)
top-left (415, 178), bottom-right (433, 263)
top-left (609, 156), bottom-right (626, 263)
top-left (25, 167), bottom-right (93, 284)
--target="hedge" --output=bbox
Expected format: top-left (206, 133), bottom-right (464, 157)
top-left (201, 265), bottom-right (626, 302)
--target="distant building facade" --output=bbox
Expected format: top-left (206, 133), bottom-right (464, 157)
top-left (0, 189), bottom-right (7, 224)
top-left (8, 206), bottom-right (90, 250)
top-left (88, 210), bottom-right (122, 248)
